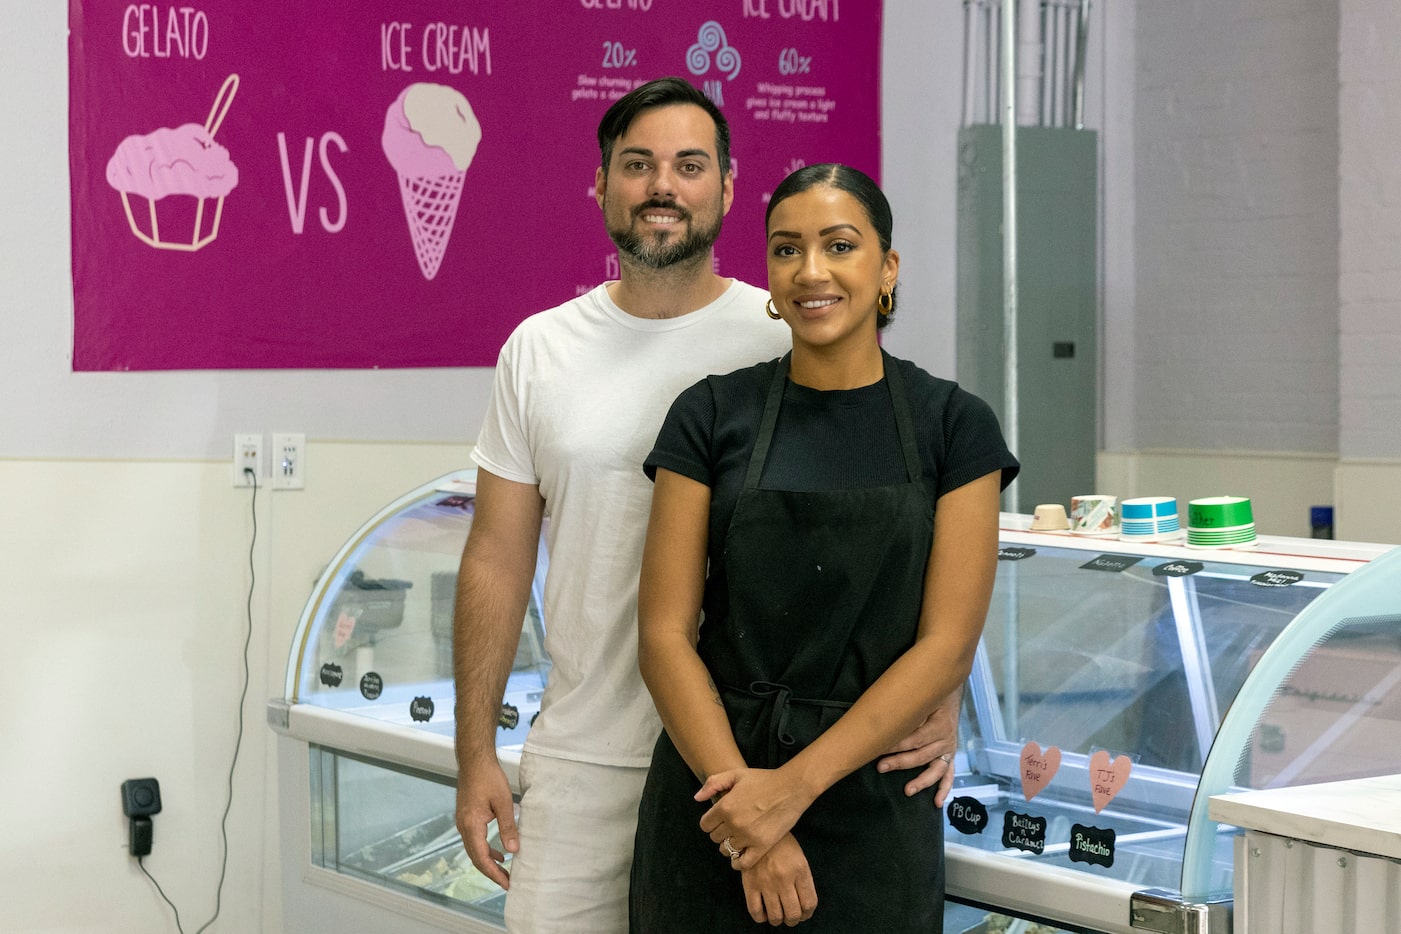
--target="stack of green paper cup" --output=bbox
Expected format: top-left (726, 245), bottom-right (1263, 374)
top-left (1186, 496), bottom-right (1256, 549)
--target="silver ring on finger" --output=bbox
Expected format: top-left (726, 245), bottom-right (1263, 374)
top-left (721, 836), bottom-right (743, 860)
top-left (938, 753), bottom-right (952, 764)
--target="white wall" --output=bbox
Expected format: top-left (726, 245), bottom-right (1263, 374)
top-left (1338, 0), bottom-right (1401, 459)
top-left (1119, 0), bottom-right (1401, 541)
top-left (1132, 0), bottom-right (1340, 456)
top-left (0, 445), bottom-right (472, 934)
top-left (878, 3), bottom-right (959, 376)
top-left (4, 459), bottom-right (273, 934)
top-left (1333, 0), bottom-right (1401, 547)
top-left (1099, 0), bottom-right (1138, 453)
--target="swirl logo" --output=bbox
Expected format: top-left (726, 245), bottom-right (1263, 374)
top-left (687, 21), bottom-right (741, 80)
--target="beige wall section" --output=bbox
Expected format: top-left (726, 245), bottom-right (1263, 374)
top-left (1335, 460), bottom-right (1401, 545)
top-left (1098, 450), bottom-right (1401, 543)
top-left (1, 442), bottom-right (469, 934)
top-left (1096, 449), bottom-right (1339, 539)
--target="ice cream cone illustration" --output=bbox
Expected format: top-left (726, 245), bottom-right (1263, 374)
top-left (382, 84), bottom-right (482, 280)
top-left (105, 74), bottom-right (240, 252)
top-left (395, 170), bottom-right (465, 282)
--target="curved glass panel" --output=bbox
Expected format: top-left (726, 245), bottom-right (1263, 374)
top-left (950, 533), bottom-right (1359, 902)
top-left (1181, 544), bottom-right (1401, 898)
top-left (284, 469), bottom-right (550, 746)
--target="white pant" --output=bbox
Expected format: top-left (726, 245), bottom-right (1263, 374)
top-left (504, 751), bottom-right (650, 934)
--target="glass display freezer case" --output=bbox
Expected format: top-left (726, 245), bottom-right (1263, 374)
top-left (271, 475), bottom-right (1400, 933)
top-left (270, 469), bottom-right (549, 933)
top-left (943, 517), bottom-right (1400, 934)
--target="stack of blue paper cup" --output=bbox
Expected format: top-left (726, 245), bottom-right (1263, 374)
top-left (1119, 496), bottom-right (1182, 542)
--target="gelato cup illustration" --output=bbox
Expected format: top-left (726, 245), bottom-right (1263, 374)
top-left (382, 83), bottom-right (482, 280)
top-left (105, 74), bottom-right (240, 252)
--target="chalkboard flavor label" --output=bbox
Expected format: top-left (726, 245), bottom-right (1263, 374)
top-left (1152, 560), bottom-right (1203, 578)
top-left (1080, 553), bottom-right (1142, 573)
top-left (410, 695), bottom-right (435, 722)
top-left (946, 796), bottom-right (989, 835)
top-left (1251, 569), bottom-right (1304, 588)
top-left (1002, 810), bottom-right (1047, 855)
top-left (1069, 823), bottom-right (1116, 867)
top-left (319, 662), bottom-right (344, 687)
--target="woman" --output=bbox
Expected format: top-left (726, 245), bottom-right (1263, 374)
top-left (630, 164), bottom-right (1019, 931)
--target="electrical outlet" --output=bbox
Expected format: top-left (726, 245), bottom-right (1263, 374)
top-left (233, 433), bottom-right (263, 487)
top-left (271, 433), bottom-right (306, 490)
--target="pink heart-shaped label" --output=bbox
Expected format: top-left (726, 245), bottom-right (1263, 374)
top-left (1089, 750), bottom-right (1133, 813)
top-left (333, 611), bottom-right (356, 650)
top-left (1019, 741), bottom-right (1062, 801)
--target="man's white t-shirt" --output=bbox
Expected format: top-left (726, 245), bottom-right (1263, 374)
top-left (471, 279), bottom-right (791, 767)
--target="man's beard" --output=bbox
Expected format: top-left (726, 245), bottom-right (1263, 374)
top-left (607, 199), bottom-right (723, 270)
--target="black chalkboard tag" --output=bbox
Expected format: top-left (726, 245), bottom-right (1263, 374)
top-left (1153, 560), bottom-right (1203, 578)
top-left (319, 662), bottom-right (344, 687)
top-left (1250, 569), bottom-right (1304, 588)
top-left (946, 796), bottom-right (989, 835)
top-left (410, 695), bottom-right (435, 722)
top-left (360, 671), bottom-right (383, 700)
top-left (1080, 554), bottom-right (1142, 573)
top-left (1002, 810), bottom-right (1047, 855)
top-left (1069, 823), bottom-right (1116, 867)
top-left (999, 546), bottom-right (1036, 561)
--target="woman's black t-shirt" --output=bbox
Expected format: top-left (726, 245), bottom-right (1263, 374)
top-left (645, 354), bottom-right (1020, 631)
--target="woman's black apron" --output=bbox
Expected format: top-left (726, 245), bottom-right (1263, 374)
top-left (631, 352), bottom-right (944, 932)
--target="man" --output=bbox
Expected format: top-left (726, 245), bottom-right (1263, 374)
top-left (453, 76), bottom-right (960, 932)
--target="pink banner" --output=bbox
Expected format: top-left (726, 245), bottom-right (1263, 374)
top-left (69, 1), bottom-right (881, 370)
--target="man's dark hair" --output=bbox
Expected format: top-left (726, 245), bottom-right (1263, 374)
top-left (597, 77), bottom-right (731, 176)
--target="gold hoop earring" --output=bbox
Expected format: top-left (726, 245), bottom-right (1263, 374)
top-left (765, 298), bottom-right (782, 320)
top-left (877, 289), bottom-right (893, 316)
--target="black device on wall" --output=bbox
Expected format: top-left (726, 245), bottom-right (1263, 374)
top-left (121, 777), bottom-right (162, 857)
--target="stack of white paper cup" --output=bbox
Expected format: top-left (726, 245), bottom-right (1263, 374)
top-left (1070, 495), bottom-right (1117, 536)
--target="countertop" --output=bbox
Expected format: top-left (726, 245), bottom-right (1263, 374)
top-left (1209, 774), bottom-right (1401, 859)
